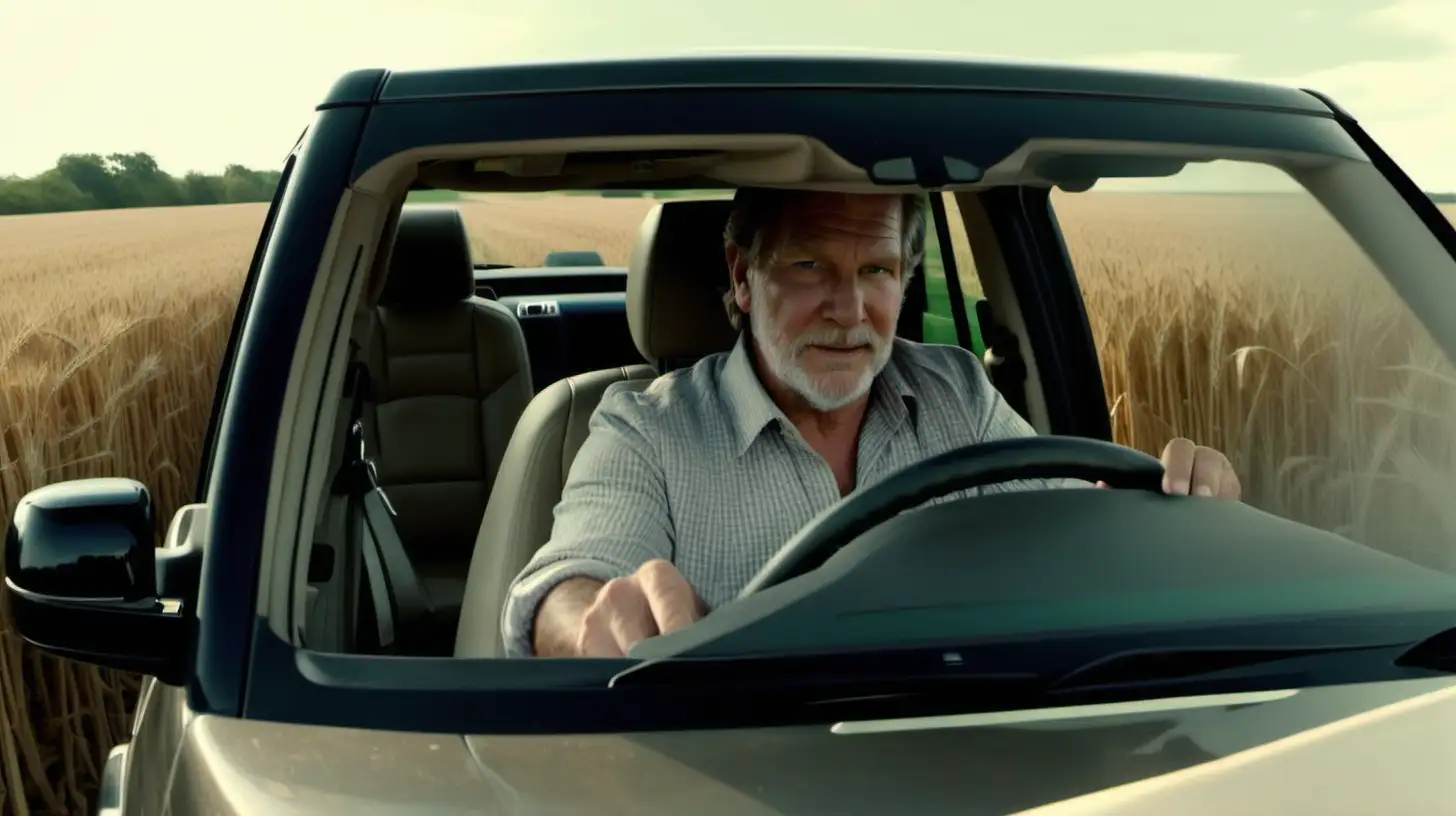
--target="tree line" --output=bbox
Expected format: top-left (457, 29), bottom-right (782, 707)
top-left (2, 153), bottom-right (1451, 216)
top-left (0, 153), bottom-right (282, 216)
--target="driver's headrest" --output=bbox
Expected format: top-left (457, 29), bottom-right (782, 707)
top-left (626, 199), bottom-right (740, 366)
top-left (380, 206), bottom-right (475, 311)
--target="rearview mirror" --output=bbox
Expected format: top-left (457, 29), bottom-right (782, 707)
top-left (3, 478), bottom-right (199, 685)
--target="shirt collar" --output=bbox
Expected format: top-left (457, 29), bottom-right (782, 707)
top-left (721, 331), bottom-right (919, 457)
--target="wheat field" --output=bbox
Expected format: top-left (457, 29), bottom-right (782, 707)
top-left (1, 193), bottom-right (1455, 814)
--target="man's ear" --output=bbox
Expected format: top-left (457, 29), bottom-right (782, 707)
top-left (725, 243), bottom-right (752, 315)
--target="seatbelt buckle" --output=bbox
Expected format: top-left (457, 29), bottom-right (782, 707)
top-left (339, 419), bottom-right (397, 517)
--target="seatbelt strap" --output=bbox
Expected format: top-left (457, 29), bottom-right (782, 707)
top-left (361, 472), bottom-right (432, 627)
top-left (354, 496), bottom-right (395, 649)
top-left (335, 367), bottom-right (434, 652)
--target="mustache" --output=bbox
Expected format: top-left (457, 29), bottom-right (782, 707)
top-left (787, 324), bottom-right (886, 355)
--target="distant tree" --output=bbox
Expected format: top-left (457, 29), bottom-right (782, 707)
top-left (55, 154), bottom-right (125, 209)
top-left (181, 172), bottom-right (225, 205)
top-left (31, 170), bottom-right (97, 211)
top-left (108, 152), bottom-right (183, 207)
top-left (221, 164), bottom-right (275, 203)
top-left (0, 171), bottom-right (97, 215)
top-left (0, 154), bottom-right (282, 215)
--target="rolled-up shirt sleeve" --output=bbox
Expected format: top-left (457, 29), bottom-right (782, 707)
top-left (500, 384), bottom-right (676, 657)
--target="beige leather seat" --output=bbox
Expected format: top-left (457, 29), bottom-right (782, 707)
top-left (365, 205), bottom-right (534, 624)
top-left (454, 198), bottom-right (739, 657)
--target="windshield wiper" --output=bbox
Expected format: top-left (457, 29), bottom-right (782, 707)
top-left (1393, 623), bottom-right (1456, 673)
top-left (609, 648), bottom-right (1043, 710)
top-left (610, 637), bottom-right (1450, 710)
top-left (1043, 643), bottom-right (1409, 694)
top-left (1048, 624), bottom-right (1456, 696)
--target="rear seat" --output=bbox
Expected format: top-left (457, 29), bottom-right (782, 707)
top-left (364, 206), bottom-right (533, 632)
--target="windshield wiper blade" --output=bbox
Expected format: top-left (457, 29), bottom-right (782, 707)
top-left (612, 637), bottom-right (1437, 704)
top-left (609, 651), bottom-right (1055, 725)
top-left (1045, 643), bottom-right (1408, 695)
top-left (610, 653), bottom-right (1050, 722)
top-left (609, 649), bottom-right (1040, 697)
top-left (1394, 624), bottom-right (1456, 672)
top-left (608, 611), bottom-right (1456, 715)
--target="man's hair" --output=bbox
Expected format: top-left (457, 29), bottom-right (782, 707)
top-left (720, 187), bottom-right (928, 330)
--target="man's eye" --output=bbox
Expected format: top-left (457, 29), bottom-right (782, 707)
top-left (865, 266), bottom-right (892, 276)
top-left (792, 260), bottom-right (818, 269)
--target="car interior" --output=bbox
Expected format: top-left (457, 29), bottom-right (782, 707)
top-left (284, 133), bottom-right (1456, 662)
top-left (292, 169), bottom-right (1028, 657)
top-left (300, 190), bottom-right (970, 657)
top-left (287, 141), bottom-right (1228, 660)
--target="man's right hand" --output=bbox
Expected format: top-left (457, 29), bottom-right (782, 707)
top-left (532, 559), bottom-right (703, 657)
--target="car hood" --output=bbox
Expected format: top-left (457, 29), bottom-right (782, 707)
top-left (172, 676), bottom-right (1456, 815)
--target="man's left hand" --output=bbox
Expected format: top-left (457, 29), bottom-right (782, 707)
top-left (1159, 437), bottom-right (1240, 499)
top-left (1096, 438), bottom-right (1240, 499)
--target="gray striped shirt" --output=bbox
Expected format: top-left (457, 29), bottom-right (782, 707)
top-left (501, 332), bottom-right (1087, 657)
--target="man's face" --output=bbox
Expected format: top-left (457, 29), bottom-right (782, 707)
top-left (730, 192), bottom-right (905, 411)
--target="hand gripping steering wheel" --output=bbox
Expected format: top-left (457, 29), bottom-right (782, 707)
top-left (735, 435), bottom-right (1166, 597)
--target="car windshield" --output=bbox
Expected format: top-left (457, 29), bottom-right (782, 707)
top-left (383, 157), bottom-right (1456, 672)
top-left (299, 102), bottom-right (1456, 731)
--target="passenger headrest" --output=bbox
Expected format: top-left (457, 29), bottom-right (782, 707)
top-left (626, 199), bottom-right (740, 366)
top-left (380, 206), bottom-right (476, 310)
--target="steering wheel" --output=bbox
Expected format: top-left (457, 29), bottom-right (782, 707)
top-left (735, 435), bottom-right (1166, 597)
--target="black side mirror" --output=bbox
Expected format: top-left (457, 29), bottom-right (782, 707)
top-left (4, 478), bottom-right (199, 685)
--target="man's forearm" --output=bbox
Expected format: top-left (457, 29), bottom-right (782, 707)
top-left (531, 576), bottom-right (605, 657)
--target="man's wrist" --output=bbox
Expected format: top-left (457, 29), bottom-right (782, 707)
top-left (532, 577), bottom-right (605, 657)
top-left (501, 558), bottom-right (627, 657)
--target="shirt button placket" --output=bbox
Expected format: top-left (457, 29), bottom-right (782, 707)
top-left (777, 422), bottom-right (840, 509)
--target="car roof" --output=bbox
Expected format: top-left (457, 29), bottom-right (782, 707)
top-left (320, 51), bottom-right (1334, 118)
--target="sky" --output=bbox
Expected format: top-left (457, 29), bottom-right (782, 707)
top-left (2, 0), bottom-right (1452, 190)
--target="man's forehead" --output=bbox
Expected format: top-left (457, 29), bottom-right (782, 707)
top-left (776, 191), bottom-right (903, 241)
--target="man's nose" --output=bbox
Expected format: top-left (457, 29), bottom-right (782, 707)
top-left (822, 272), bottom-right (865, 326)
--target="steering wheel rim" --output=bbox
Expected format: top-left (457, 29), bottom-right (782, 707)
top-left (736, 435), bottom-right (1165, 598)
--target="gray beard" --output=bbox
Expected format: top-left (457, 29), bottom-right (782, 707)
top-left (749, 292), bottom-right (893, 412)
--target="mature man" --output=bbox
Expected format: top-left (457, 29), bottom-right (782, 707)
top-left (501, 187), bottom-right (1241, 658)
